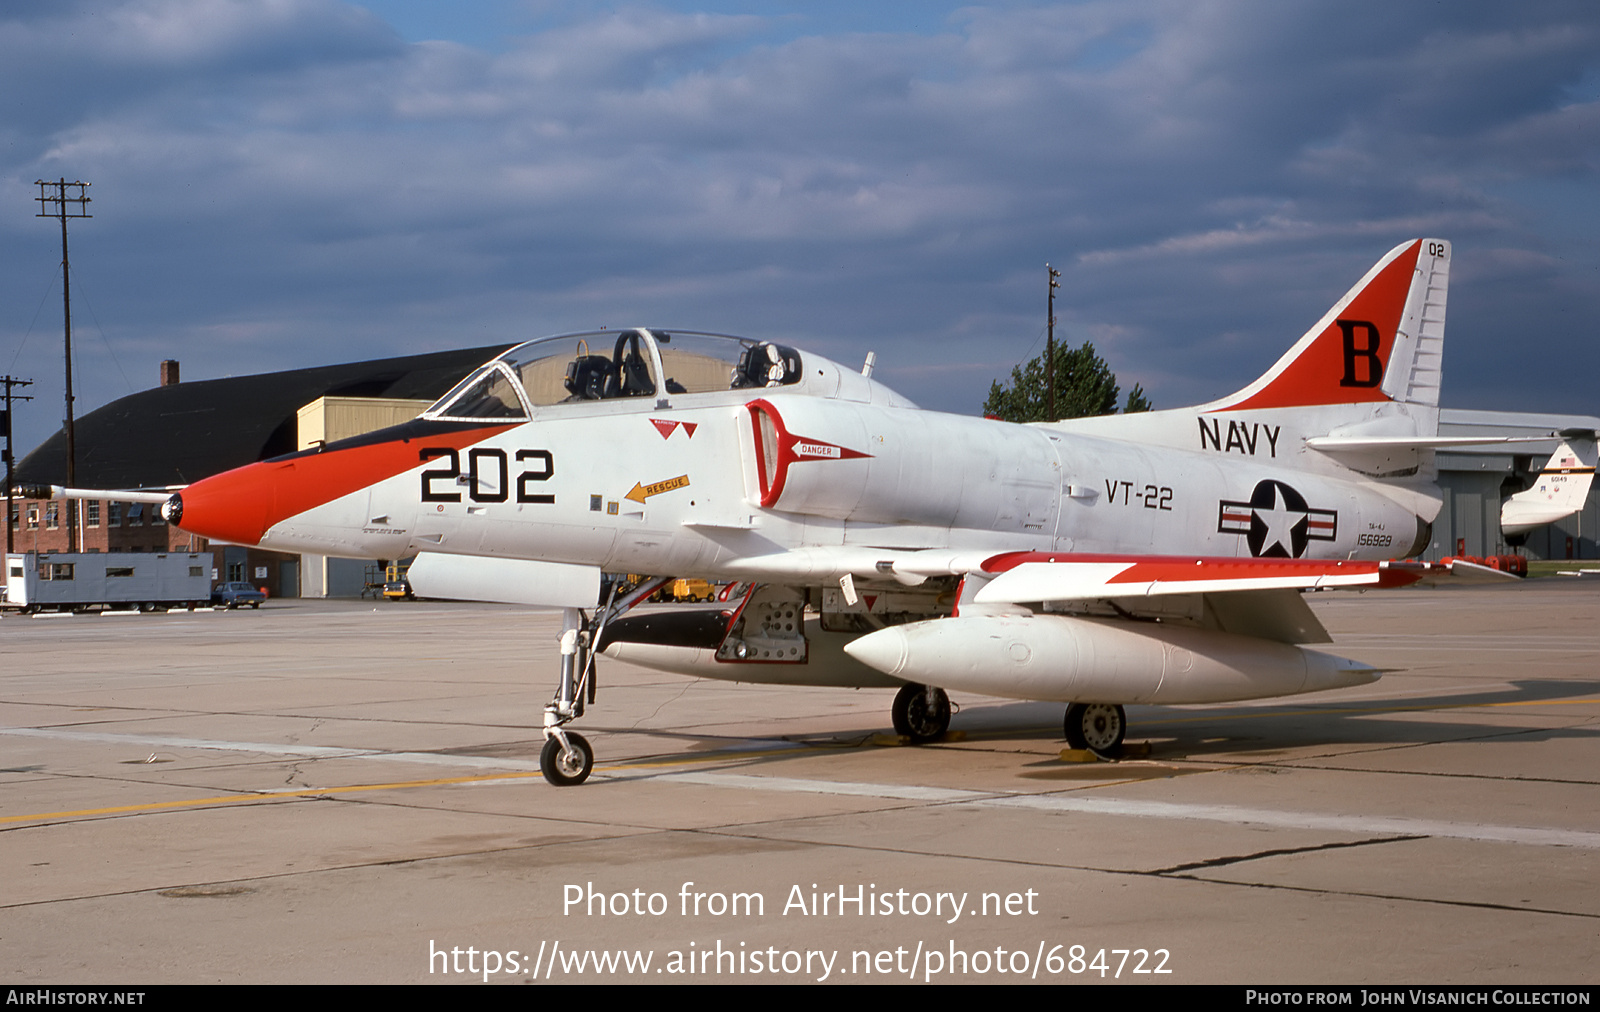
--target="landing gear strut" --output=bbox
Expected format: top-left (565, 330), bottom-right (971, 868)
top-left (891, 683), bottom-right (951, 743)
top-left (540, 607), bottom-right (597, 786)
top-left (539, 578), bottom-right (667, 786)
top-left (1063, 702), bottom-right (1126, 756)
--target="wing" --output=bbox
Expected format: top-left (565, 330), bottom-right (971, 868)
top-left (961, 552), bottom-right (1514, 647)
top-left (718, 545), bottom-right (1511, 648)
top-left (719, 545), bottom-right (1510, 596)
top-left (837, 551), bottom-right (1514, 707)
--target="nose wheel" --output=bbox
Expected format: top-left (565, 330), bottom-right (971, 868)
top-left (540, 731), bottom-right (594, 786)
top-left (891, 683), bottom-right (952, 743)
top-left (1064, 702), bottom-right (1126, 756)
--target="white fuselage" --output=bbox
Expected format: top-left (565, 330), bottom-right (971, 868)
top-left (259, 389), bottom-right (1431, 571)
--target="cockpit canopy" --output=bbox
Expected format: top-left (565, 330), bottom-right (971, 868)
top-left (424, 329), bottom-right (804, 422)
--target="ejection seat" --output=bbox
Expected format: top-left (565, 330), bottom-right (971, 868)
top-left (563, 351), bottom-right (613, 400)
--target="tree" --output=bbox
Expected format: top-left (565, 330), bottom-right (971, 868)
top-left (1122, 382), bottom-right (1152, 414)
top-left (983, 340), bottom-right (1152, 422)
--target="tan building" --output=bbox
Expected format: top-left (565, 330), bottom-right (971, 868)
top-left (295, 396), bottom-right (432, 598)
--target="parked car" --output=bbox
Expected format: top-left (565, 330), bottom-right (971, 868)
top-left (211, 582), bottom-right (266, 608)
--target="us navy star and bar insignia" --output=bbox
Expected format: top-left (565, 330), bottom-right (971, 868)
top-left (1218, 479), bottom-right (1338, 558)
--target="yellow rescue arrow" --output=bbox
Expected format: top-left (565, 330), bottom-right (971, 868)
top-left (624, 474), bottom-right (690, 504)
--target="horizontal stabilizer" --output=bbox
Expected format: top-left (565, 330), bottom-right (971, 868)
top-left (1307, 435), bottom-right (1557, 453)
top-left (1306, 434), bottom-right (1557, 477)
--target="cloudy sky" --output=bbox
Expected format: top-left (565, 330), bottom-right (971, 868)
top-left (2, 0), bottom-right (1597, 457)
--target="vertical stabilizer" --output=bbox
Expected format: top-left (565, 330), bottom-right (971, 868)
top-left (1382, 241), bottom-right (1449, 407)
top-left (1210, 239), bottom-right (1450, 412)
top-left (1502, 438), bottom-right (1599, 536)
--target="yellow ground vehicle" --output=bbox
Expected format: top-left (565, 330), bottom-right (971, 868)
top-left (667, 578), bottom-right (717, 602)
top-left (627, 575), bottom-right (718, 603)
top-left (383, 562), bottom-right (414, 600)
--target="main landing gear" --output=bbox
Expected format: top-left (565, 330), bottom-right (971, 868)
top-left (891, 683), bottom-right (951, 743)
top-left (539, 578), bottom-right (668, 787)
top-left (1063, 702), bottom-right (1126, 756)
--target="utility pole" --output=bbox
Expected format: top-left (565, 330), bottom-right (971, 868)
top-left (35, 178), bottom-right (91, 552)
top-left (2, 376), bottom-right (33, 557)
top-left (1046, 263), bottom-right (1061, 421)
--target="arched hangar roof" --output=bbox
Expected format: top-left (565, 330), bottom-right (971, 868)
top-left (15, 344), bottom-right (511, 489)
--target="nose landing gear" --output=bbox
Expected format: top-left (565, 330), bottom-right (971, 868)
top-left (539, 578), bottom-right (668, 786)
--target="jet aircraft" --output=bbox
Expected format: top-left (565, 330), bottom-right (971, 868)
top-left (38, 238), bottom-right (1549, 785)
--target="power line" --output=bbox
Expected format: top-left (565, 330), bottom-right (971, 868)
top-left (2, 375), bottom-right (34, 557)
top-left (35, 178), bottom-right (92, 552)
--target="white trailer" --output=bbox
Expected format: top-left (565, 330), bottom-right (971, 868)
top-left (3, 552), bottom-right (212, 613)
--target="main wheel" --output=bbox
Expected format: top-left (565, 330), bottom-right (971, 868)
top-left (1064, 703), bottom-right (1125, 755)
top-left (891, 683), bottom-right (951, 743)
top-left (540, 732), bottom-right (594, 786)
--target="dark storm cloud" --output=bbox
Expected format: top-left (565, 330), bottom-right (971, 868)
top-left (2, 0), bottom-right (1596, 456)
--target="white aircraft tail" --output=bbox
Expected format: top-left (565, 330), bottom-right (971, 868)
top-left (1206, 237), bottom-right (1453, 480)
top-left (1502, 437), bottom-right (1599, 537)
top-left (1060, 239), bottom-right (1452, 485)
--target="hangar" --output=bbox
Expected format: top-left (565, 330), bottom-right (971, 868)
top-left (1433, 409), bottom-right (1600, 563)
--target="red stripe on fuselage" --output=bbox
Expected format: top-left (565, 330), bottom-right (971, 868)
top-left (979, 551), bottom-right (1429, 589)
top-left (177, 423), bottom-right (508, 546)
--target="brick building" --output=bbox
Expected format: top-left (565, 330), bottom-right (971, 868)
top-left (8, 495), bottom-right (199, 556)
top-left (4, 493), bottom-right (306, 595)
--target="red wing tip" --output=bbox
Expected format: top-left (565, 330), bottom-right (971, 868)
top-left (983, 551), bottom-right (1383, 576)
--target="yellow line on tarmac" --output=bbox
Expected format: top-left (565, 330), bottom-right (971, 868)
top-left (603, 744), bottom-right (822, 772)
top-left (0, 744), bottom-right (833, 826)
top-left (8, 696), bottom-right (1597, 826)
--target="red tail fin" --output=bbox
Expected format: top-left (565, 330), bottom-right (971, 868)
top-left (1212, 239), bottom-right (1449, 411)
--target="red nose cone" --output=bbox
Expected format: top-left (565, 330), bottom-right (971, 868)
top-left (175, 423), bottom-right (508, 545)
top-left (175, 459), bottom-right (293, 546)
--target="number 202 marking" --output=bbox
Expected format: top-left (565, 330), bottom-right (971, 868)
top-left (420, 447), bottom-right (554, 504)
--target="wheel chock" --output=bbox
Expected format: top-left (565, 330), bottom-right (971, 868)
top-left (1060, 741), bottom-right (1150, 763)
top-left (872, 730), bottom-right (967, 746)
